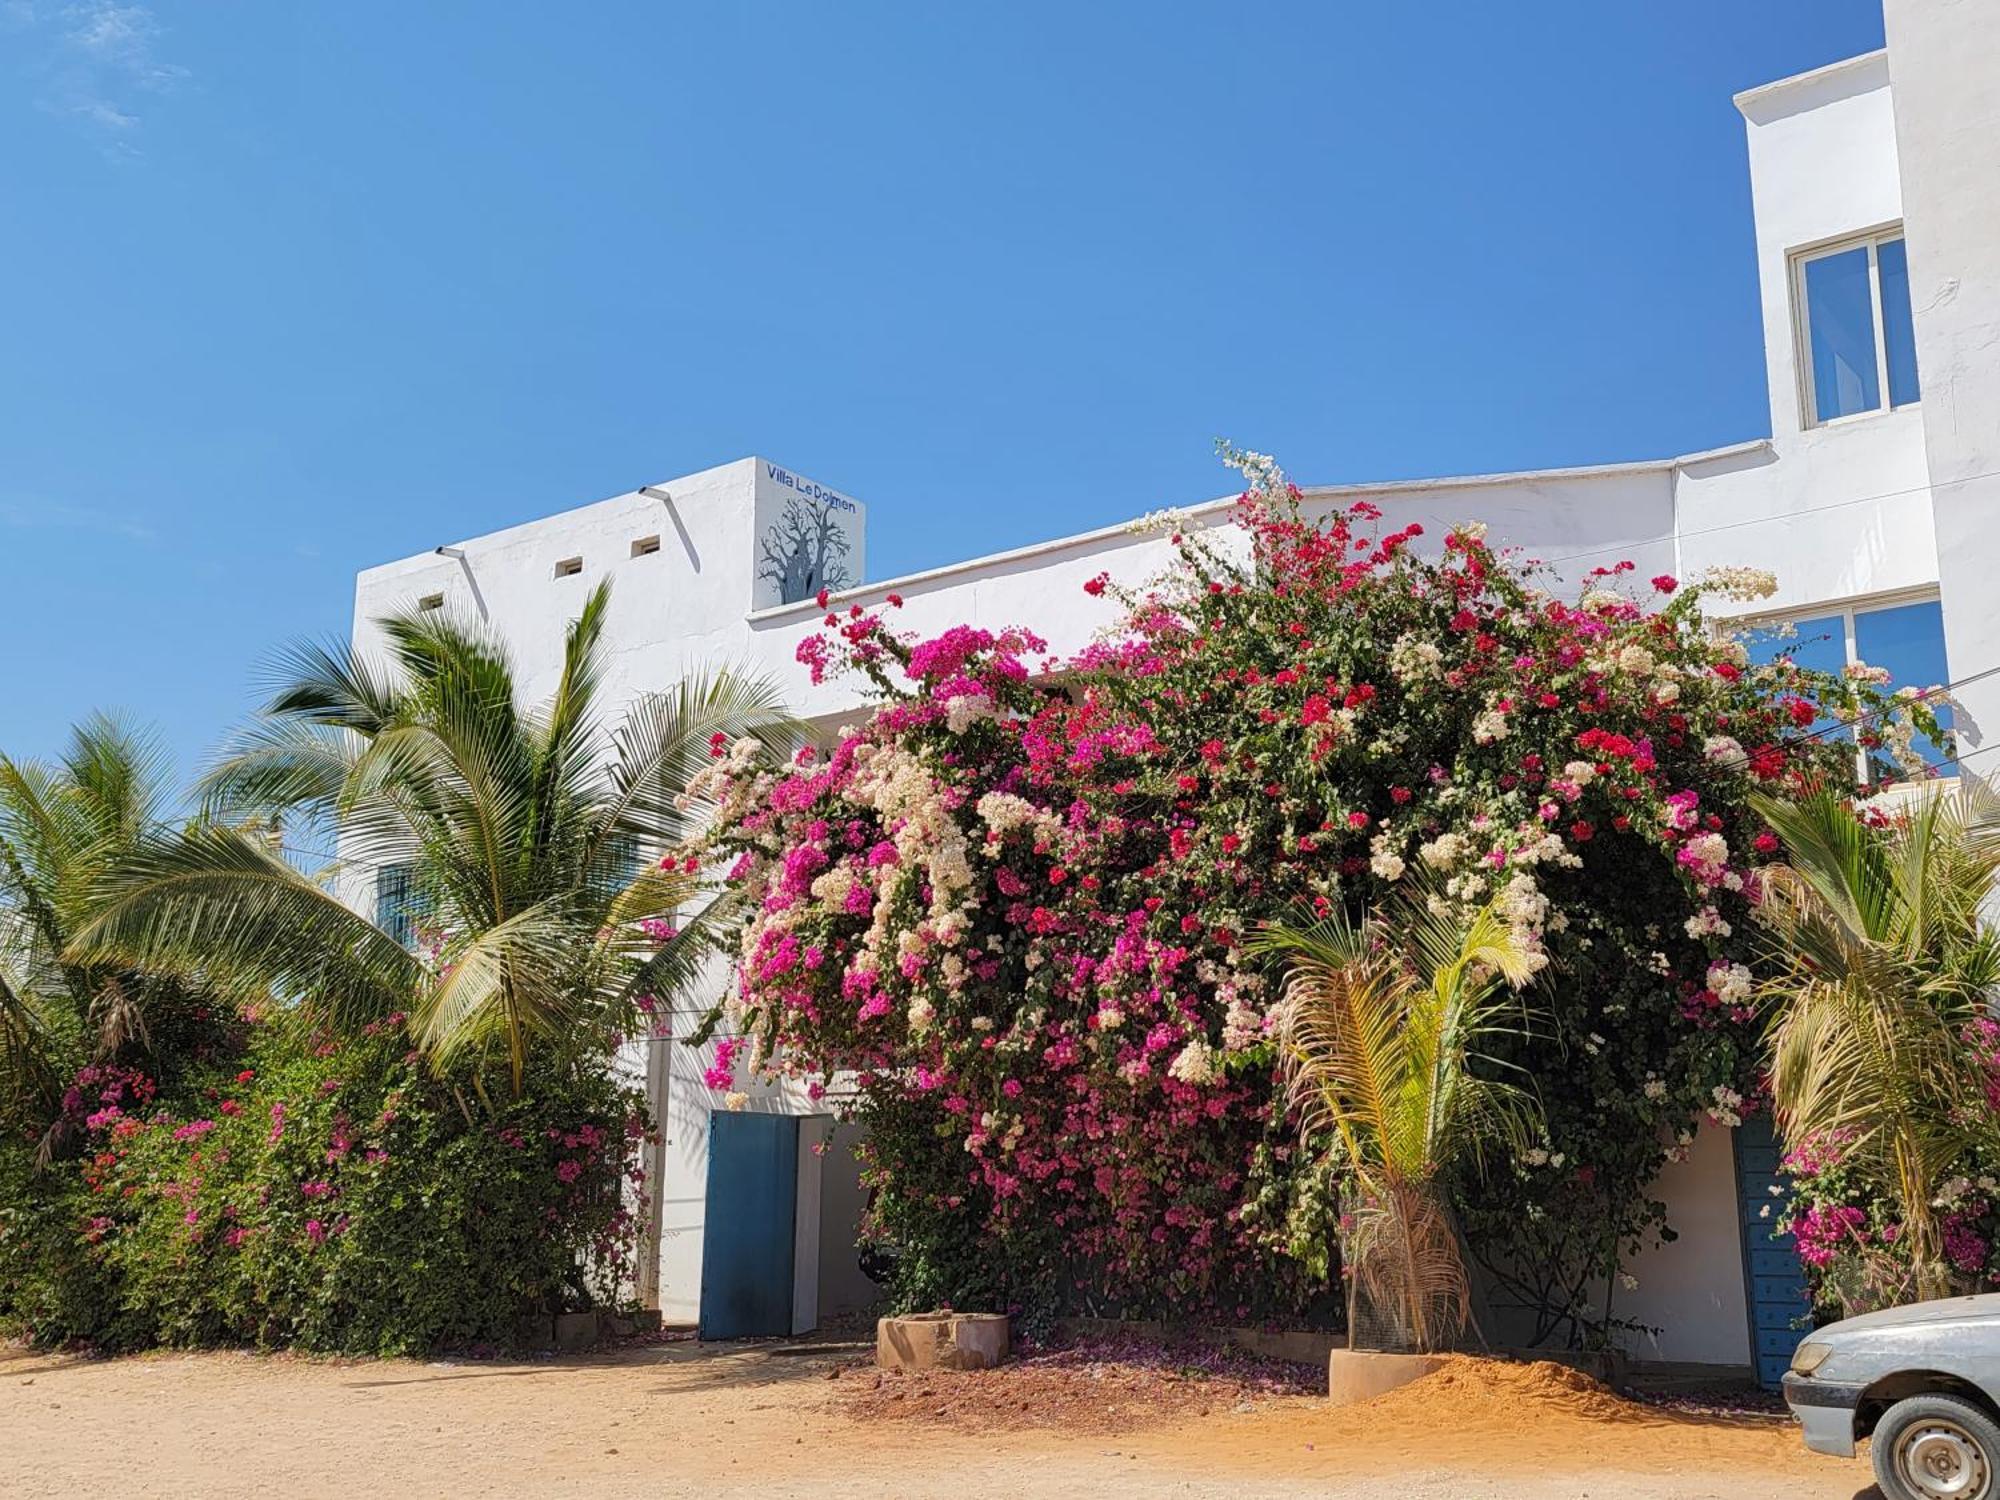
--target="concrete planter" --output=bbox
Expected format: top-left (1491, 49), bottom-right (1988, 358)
top-left (876, 1311), bottom-right (1010, 1371)
top-left (1326, 1349), bottom-right (1447, 1405)
top-left (603, 1308), bottom-right (664, 1338)
top-left (553, 1311), bottom-right (601, 1351)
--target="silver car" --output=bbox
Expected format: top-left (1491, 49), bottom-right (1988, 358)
top-left (1786, 1294), bottom-right (2000, 1499)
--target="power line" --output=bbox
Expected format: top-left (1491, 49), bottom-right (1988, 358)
top-left (1902, 736), bottom-right (2000, 781)
top-left (1785, 662), bottom-right (2000, 749)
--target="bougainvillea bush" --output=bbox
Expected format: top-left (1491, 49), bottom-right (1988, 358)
top-left (697, 450), bottom-right (1935, 1342)
top-left (0, 1014), bottom-right (644, 1354)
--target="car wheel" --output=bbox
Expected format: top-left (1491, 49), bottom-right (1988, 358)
top-left (1873, 1393), bottom-right (2000, 1500)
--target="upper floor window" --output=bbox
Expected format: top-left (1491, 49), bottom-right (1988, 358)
top-left (1744, 595), bottom-right (1952, 783)
top-left (1794, 229), bottom-right (1921, 426)
top-left (375, 862), bottom-right (431, 950)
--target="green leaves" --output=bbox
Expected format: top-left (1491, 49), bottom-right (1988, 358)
top-left (0, 713), bottom-right (194, 1135)
top-left (1253, 890), bottom-right (1541, 1192)
top-left (1754, 781), bottom-right (2000, 1300)
top-left (67, 577), bottom-right (800, 1099)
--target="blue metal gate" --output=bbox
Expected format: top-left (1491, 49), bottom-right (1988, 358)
top-left (698, 1110), bottom-right (799, 1340)
top-left (1734, 1118), bottom-right (1813, 1388)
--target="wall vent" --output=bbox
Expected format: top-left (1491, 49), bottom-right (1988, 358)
top-left (417, 592), bottom-right (445, 611)
top-left (630, 535), bottom-right (661, 558)
top-left (553, 556), bottom-right (584, 579)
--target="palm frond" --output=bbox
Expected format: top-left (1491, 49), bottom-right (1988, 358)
top-left (611, 883), bottom-right (743, 1015)
top-left (262, 635), bottom-right (403, 731)
top-left (61, 713), bottom-right (172, 845)
top-left (596, 666), bottom-right (802, 853)
top-left (413, 898), bottom-right (591, 1091)
top-left (1756, 782), bottom-right (2000, 1300)
top-left (67, 823), bottom-right (422, 1032)
top-left (0, 957), bottom-right (62, 1131)
top-left (1252, 892), bottom-right (1541, 1351)
top-left (528, 579), bottom-right (613, 847)
top-left (197, 716), bottom-right (369, 822)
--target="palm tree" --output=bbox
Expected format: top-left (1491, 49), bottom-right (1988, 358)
top-left (1248, 892), bottom-right (1541, 1353)
top-left (71, 580), bottom-right (799, 1099)
top-left (1753, 781), bottom-right (2000, 1303)
top-left (0, 715), bottom-right (190, 1147)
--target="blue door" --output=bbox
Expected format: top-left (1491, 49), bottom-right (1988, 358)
top-left (1735, 1118), bottom-right (1813, 1388)
top-left (698, 1110), bottom-right (798, 1340)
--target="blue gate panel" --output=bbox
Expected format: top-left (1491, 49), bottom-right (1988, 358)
top-left (698, 1110), bottom-right (799, 1340)
top-left (1734, 1118), bottom-right (1813, 1389)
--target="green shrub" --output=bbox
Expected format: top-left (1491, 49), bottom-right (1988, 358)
top-left (0, 1015), bottom-right (647, 1355)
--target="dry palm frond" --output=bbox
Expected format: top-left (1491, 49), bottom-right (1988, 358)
top-left (1344, 1180), bottom-right (1474, 1355)
top-left (88, 975), bottom-right (150, 1060)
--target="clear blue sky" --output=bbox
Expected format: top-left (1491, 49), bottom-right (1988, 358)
top-left (2, 1), bottom-right (1888, 772)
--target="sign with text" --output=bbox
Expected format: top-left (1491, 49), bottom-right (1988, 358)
top-left (751, 463), bottom-right (866, 609)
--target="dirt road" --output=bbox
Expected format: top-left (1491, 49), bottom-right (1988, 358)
top-left (1, 1338), bottom-right (1880, 1500)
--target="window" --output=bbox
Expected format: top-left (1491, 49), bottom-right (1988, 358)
top-left (417, 592), bottom-right (445, 612)
top-left (630, 535), bottom-right (661, 558)
top-left (590, 833), bottom-right (645, 899)
top-left (1744, 595), bottom-right (1952, 783)
top-left (374, 863), bottom-right (432, 950)
top-left (554, 556), bottom-right (583, 579)
top-left (1794, 229), bottom-right (1920, 425)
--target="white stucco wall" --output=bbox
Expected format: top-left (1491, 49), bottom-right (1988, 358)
top-left (1713, 52), bottom-right (1938, 621)
top-left (1613, 1122), bottom-right (1752, 1367)
top-left (1883, 0), bottom-right (2000, 756)
top-left (351, 457), bottom-right (776, 720)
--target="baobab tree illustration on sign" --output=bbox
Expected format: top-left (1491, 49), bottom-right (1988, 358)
top-left (758, 497), bottom-right (853, 604)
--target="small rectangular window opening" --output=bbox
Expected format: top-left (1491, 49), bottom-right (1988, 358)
top-left (554, 556), bottom-right (584, 579)
top-left (417, 592), bottom-right (445, 612)
top-left (631, 535), bottom-right (661, 558)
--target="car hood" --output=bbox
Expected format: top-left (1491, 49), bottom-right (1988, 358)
top-left (1823, 1294), bottom-right (2000, 1339)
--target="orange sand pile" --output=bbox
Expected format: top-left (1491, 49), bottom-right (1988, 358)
top-left (1356, 1354), bottom-right (1642, 1427)
top-left (840, 1348), bottom-right (1663, 1440)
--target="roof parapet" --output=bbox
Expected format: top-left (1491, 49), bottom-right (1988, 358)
top-left (1734, 48), bottom-right (1889, 125)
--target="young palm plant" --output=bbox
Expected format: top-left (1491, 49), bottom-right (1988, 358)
top-left (0, 715), bottom-right (195, 1150)
top-left (1753, 780), bottom-right (2000, 1303)
top-left (72, 580), bottom-right (799, 1100)
top-left (1249, 891), bottom-right (1541, 1353)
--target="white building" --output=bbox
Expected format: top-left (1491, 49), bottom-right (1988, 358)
top-left (349, 27), bottom-right (1999, 1379)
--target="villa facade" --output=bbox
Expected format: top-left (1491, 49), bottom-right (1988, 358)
top-left (348, 25), bottom-right (2000, 1379)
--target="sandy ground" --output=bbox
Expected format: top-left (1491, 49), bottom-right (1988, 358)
top-left (0, 1338), bottom-right (1883, 1500)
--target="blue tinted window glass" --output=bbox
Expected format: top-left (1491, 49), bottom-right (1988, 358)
top-left (1855, 600), bottom-right (1953, 777)
top-left (1805, 247), bottom-right (1881, 421)
top-left (1746, 613), bottom-right (1849, 748)
top-left (592, 833), bottom-right (644, 899)
top-left (1746, 613), bottom-right (1846, 677)
top-left (1877, 238), bottom-right (1921, 407)
top-left (375, 861), bottom-right (431, 949)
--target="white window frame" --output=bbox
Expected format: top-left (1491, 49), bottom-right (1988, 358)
top-left (1737, 586), bottom-right (1951, 785)
top-left (1790, 224), bottom-right (1916, 430)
